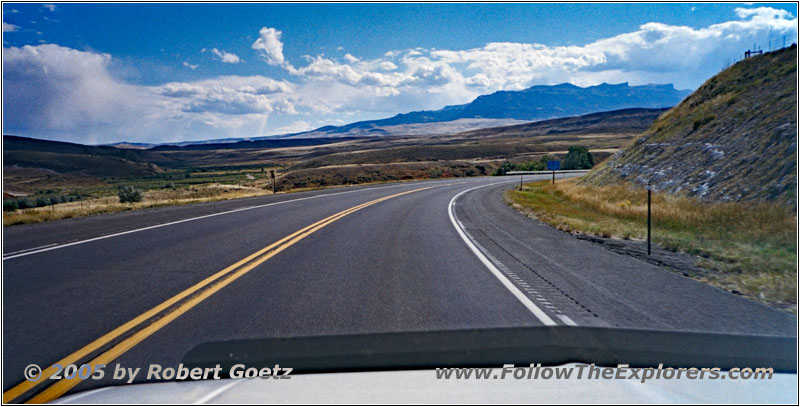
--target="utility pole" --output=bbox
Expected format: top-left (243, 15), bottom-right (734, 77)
top-left (647, 184), bottom-right (652, 256)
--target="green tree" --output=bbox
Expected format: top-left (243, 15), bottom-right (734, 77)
top-left (562, 146), bottom-right (594, 170)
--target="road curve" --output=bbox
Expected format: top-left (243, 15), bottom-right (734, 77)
top-left (2, 176), bottom-right (795, 401)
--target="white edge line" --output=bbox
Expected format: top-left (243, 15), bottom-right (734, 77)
top-left (557, 314), bottom-right (577, 326)
top-left (3, 243), bottom-right (58, 256)
top-left (448, 182), bottom-right (558, 326)
top-left (3, 179), bottom-right (466, 261)
top-left (193, 379), bottom-right (243, 404)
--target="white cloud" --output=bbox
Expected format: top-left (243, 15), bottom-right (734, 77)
top-left (2, 22), bottom-right (19, 32)
top-left (251, 27), bottom-right (286, 66)
top-left (211, 48), bottom-right (241, 64)
top-left (2, 44), bottom-right (298, 143)
top-left (42, 4), bottom-right (56, 11)
top-left (379, 61), bottom-right (397, 71)
top-left (269, 120), bottom-right (313, 135)
top-left (343, 53), bottom-right (359, 63)
top-left (182, 61), bottom-right (198, 70)
top-left (3, 44), bottom-right (155, 143)
top-left (735, 6), bottom-right (793, 19)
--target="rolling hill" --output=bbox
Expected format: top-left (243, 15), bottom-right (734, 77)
top-left (583, 45), bottom-right (797, 206)
top-left (456, 108), bottom-right (669, 138)
top-left (3, 136), bottom-right (160, 178)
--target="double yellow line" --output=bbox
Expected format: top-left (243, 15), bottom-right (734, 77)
top-left (4, 186), bottom-right (432, 404)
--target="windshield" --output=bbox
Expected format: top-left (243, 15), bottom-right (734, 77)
top-left (2, 2), bottom-right (797, 405)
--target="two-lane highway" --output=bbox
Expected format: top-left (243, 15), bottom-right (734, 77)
top-left (3, 176), bottom-right (796, 402)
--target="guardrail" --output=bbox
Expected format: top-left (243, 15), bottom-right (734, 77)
top-left (505, 170), bottom-right (590, 175)
top-left (505, 169), bottom-right (590, 188)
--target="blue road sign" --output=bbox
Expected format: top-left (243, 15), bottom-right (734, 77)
top-left (547, 160), bottom-right (560, 171)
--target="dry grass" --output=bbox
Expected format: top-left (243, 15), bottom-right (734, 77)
top-left (3, 184), bottom-right (270, 226)
top-left (2, 174), bottom-right (452, 226)
top-left (507, 178), bottom-right (797, 310)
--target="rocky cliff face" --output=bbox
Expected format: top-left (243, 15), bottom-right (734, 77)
top-left (584, 45), bottom-right (797, 207)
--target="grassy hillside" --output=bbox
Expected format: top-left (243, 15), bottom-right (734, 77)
top-left (4, 135), bottom-right (161, 178)
top-left (584, 45), bottom-right (797, 207)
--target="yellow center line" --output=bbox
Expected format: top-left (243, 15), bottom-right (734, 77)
top-left (3, 203), bottom-right (354, 403)
top-left (7, 186), bottom-right (433, 404)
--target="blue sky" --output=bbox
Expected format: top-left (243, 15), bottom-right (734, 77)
top-left (2, 3), bottom-right (798, 144)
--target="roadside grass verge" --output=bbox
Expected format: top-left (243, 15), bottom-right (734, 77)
top-left (506, 178), bottom-right (797, 311)
top-left (2, 184), bottom-right (270, 226)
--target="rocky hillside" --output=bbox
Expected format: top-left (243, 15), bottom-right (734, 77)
top-left (584, 45), bottom-right (797, 207)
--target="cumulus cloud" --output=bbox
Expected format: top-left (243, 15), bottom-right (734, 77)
top-left (2, 44), bottom-right (298, 143)
top-left (157, 75), bottom-right (293, 115)
top-left (251, 27), bottom-right (286, 66)
top-left (3, 44), bottom-right (154, 143)
top-left (735, 6), bottom-right (793, 19)
top-left (211, 48), bottom-right (241, 64)
top-left (3, 22), bottom-right (19, 32)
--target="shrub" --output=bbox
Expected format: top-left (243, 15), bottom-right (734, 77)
top-left (118, 186), bottom-right (143, 204)
top-left (692, 115), bottom-right (716, 131)
top-left (493, 162), bottom-right (515, 176)
top-left (35, 197), bottom-right (49, 207)
top-left (17, 198), bottom-right (34, 210)
top-left (3, 200), bottom-right (19, 212)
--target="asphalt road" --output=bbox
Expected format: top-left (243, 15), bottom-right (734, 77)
top-left (3, 176), bottom-right (796, 401)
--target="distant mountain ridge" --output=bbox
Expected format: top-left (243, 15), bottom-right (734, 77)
top-left (279, 82), bottom-right (691, 139)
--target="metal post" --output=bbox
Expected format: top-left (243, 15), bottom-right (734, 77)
top-left (647, 187), bottom-right (652, 256)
